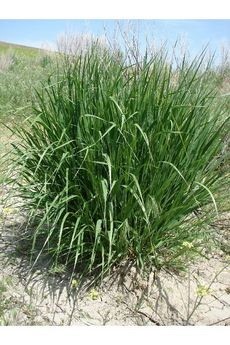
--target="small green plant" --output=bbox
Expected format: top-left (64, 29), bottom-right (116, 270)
top-left (10, 37), bottom-right (229, 281)
top-left (48, 263), bottom-right (66, 275)
top-left (39, 54), bottom-right (52, 68)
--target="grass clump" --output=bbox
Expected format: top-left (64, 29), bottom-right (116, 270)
top-left (10, 39), bottom-right (229, 280)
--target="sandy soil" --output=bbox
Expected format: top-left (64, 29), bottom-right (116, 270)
top-left (0, 184), bottom-right (229, 326)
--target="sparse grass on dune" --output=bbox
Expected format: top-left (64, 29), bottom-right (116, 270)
top-left (6, 38), bottom-right (230, 282)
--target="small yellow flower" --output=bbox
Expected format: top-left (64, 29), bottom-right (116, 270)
top-left (71, 279), bottom-right (79, 289)
top-left (2, 207), bottom-right (14, 215)
top-left (182, 241), bottom-right (194, 249)
top-left (196, 285), bottom-right (211, 297)
top-left (89, 288), bottom-right (100, 300)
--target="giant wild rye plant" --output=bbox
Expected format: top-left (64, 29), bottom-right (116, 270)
top-left (10, 39), bottom-right (229, 279)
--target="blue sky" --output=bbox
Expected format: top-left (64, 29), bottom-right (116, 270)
top-left (0, 19), bottom-right (229, 62)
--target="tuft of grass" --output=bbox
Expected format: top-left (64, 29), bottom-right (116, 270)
top-left (9, 39), bottom-right (230, 281)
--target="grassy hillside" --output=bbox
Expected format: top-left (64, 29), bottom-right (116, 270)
top-left (0, 41), bottom-right (57, 183)
top-left (0, 41), bottom-right (47, 57)
top-left (0, 41), bottom-right (56, 122)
